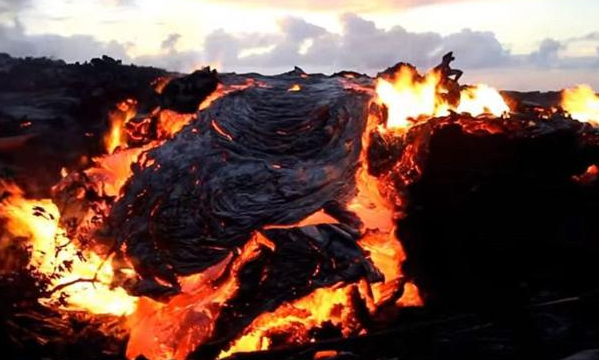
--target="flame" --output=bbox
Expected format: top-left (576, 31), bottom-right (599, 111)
top-left (105, 99), bottom-right (138, 154)
top-left (562, 85), bottom-right (599, 125)
top-left (84, 146), bottom-right (151, 198)
top-left (0, 181), bottom-right (137, 315)
top-left (375, 67), bottom-right (447, 129)
top-left (375, 65), bottom-right (509, 130)
top-left (457, 84), bottom-right (509, 116)
top-left (288, 84), bottom-right (301, 92)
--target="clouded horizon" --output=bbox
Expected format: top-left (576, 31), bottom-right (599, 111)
top-left (1, 0), bottom-right (598, 90)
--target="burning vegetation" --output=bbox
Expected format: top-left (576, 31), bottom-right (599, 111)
top-left (1, 53), bottom-right (599, 360)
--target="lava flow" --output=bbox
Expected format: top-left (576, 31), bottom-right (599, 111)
top-left (1, 59), bottom-right (566, 360)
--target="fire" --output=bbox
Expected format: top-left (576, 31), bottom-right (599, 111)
top-left (375, 66), bottom-right (447, 129)
top-left (105, 99), bottom-right (137, 154)
top-left (83, 146), bottom-right (150, 198)
top-left (288, 84), bottom-right (301, 92)
top-left (457, 84), bottom-right (509, 116)
top-left (0, 181), bottom-right (137, 316)
top-left (562, 85), bottom-right (599, 125)
top-left (375, 65), bottom-right (509, 130)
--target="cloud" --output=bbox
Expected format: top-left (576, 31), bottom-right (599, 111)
top-left (0, 0), bottom-right (33, 14)
top-left (0, 19), bottom-right (130, 63)
top-left (161, 33), bottom-right (181, 52)
top-left (1, 12), bottom-right (598, 90)
top-left (196, 13), bottom-right (516, 73)
top-left (529, 38), bottom-right (563, 67)
top-left (203, 0), bottom-right (480, 12)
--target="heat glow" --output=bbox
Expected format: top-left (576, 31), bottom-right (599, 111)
top-left (0, 181), bottom-right (137, 316)
top-left (376, 66), bottom-right (509, 130)
top-left (562, 85), bottom-right (599, 125)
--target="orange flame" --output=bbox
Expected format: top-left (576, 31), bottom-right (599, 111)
top-left (0, 181), bottom-right (137, 315)
top-left (105, 99), bottom-right (138, 154)
top-left (375, 67), bottom-right (447, 129)
top-left (562, 85), bottom-right (599, 125)
top-left (457, 84), bottom-right (509, 116)
top-left (375, 66), bottom-right (509, 130)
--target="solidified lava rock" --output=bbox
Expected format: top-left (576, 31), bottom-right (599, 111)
top-left (109, 73), bottom-right (373, 296)
top-left (381, 113), bottom-right (599, 312)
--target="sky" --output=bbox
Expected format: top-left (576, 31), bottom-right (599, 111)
top-left (1, 0), bottom-right (599, 90)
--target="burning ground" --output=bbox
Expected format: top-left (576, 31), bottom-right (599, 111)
top-left (1, 54), bottom-right (599, 360)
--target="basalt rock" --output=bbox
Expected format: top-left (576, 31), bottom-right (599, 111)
top-left (108, 72), bottom-right (374, 297)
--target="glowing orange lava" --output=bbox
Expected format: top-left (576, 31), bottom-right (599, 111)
top-left (105, 98), bottom-right (138, 154)
top-left (562, 85), bottom-right (599, 125)
top-left (126, 234), bottom-right (265, 360)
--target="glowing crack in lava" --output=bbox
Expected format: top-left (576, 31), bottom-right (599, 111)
top-left (0, 64), bottom-right (513, 360)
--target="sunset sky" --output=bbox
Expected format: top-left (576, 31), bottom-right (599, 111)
top-left (1, 0), bottom-right (598, 90)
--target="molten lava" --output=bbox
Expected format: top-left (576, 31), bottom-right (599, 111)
top-left (105, 99), bottom-right (138, 154)
top-left (562, 85), bottom-right (599, 125)
top-left (126, 235), bottom-right (265, 360)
